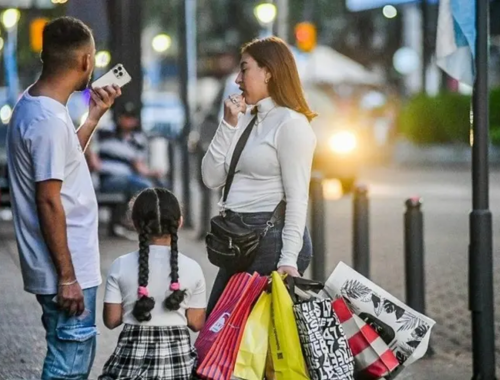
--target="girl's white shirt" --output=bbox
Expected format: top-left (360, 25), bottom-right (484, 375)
top-left (104, 245), bottom-right (206, 326)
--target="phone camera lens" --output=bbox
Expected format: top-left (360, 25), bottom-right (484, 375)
top-left (113, 69), bottom-right (118, 74)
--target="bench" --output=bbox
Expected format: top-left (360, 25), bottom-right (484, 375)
top-left (0, 181), bottom-right (127, 237)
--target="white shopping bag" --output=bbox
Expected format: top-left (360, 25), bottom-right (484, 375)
top-left (320, 262), bottom-right (436, 367)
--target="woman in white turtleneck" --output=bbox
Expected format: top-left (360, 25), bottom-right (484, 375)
top-left (201, 37), bottom-right (317, 315)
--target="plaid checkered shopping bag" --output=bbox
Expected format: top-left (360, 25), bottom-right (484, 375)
top-left (196, 273), bottom-right (268, 380)
top-left (332, 297), bottom-right (400, 379)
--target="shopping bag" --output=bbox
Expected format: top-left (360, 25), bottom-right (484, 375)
top-left (333, 297), bottom-right (400, 379)
top-left (264, 346), bottom-right (275, 380)
top-left (293, 298), bottom-right (355, 380)
top-left (195, 272), bottom-right (253, 363)
top-left (268, 271), bottom-right (309, 380)
top-left (320, 262), bottom-right (436, 367)
top-left (233, 292), bottom-right (272, 380)
top-left (196, 273), bottom-right (268, 380)
top-left (284, 276), bottom-right (324, 303)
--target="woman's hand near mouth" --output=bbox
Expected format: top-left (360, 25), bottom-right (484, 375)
top-left (223, 94), bottom-right (247, 127)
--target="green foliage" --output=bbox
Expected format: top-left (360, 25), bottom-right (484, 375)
top-left (398, 92), bottom-right (471, 145)
top-left (490, 87), bottom-right (500, 146)
top-left (399, 89), bottom-right (500, 146)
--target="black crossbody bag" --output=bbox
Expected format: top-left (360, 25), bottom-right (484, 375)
top-left (206, 116), bottom-right (285, 273)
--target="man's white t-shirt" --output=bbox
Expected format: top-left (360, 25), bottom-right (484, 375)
top-left (104, 245), bottom-right (207, 326)
top-left (7, 90), bottom-right (101, 294)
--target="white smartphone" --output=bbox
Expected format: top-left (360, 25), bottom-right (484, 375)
top-left (91, 63), bottom-right (132, 89)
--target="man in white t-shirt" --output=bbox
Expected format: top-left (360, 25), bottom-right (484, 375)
top-left (6, 17), bottom-right (120, 379)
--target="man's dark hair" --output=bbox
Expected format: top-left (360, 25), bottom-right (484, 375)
top-left (41, 16), bottom-right (93, 73)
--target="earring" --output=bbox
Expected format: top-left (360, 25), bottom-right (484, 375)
top-left (265, 78), bottom-right (270, 84)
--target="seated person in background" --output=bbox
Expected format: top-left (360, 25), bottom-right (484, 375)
top-left (89, 102), bottom-right (169, 237)
top-left (99, 102), bottom-right (166, 192)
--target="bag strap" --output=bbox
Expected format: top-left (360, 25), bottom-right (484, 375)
top-left (221, 116), bottom-right (284, 227)
top-left (285, 276), bottom-right (324, 303)
top-left (222, 116), bottom-right (257, 204)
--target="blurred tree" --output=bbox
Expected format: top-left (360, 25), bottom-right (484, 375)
top-left (144, 0), bottom-right (178, 30)
top-left (288, 0), bottom-right (344, 47)
top-left (10, 5), bottom-right (66, 87)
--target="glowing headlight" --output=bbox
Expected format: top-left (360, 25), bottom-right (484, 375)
top-left (328, 131), bottom-right (357, 154)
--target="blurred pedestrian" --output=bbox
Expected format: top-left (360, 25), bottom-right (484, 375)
top-left (6, 17), bottom-right (120, 379)
top-left (201, 36), bottom-right (317, 315)
top-left (92, 101), bottom-right (169, 237)
top-left (99, 188), bottom-right (206, 380)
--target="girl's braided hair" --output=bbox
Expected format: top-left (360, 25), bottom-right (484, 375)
top-left (131, 188), bottom-right (186, 322)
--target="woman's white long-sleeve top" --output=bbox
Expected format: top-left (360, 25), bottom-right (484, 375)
top-left (201, 97), bottom-right (317, 269)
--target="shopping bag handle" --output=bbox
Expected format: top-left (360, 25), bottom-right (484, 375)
top-left (284, 276), bottom-right (324, 303)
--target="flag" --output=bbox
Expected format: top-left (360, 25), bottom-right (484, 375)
top-left (436, 0), bottom-right (476, 86)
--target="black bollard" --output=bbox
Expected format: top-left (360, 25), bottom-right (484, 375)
top-left (198, 184), bottom-right (212, 241)
top-left (353, 184), bottom-right (370, 278)
top-left (404, 197), bottom-right (425, 313)
top-left (310, 173), bottom-right (326, 283)
top-left (404, 197), bottom-right (433, 356)
top-left (196, 150), bottom-right (211, 240)
top-left (167, 140), bottom-right (175, 191)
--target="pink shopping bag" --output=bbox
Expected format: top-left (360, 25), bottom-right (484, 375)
top-left (196, 273), bottom-right (268, 380)
top-left (195, 272), bottom-right (253, 362)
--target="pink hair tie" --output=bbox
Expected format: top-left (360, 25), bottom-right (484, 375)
top-left (138, 286), bottom-right (149, 298)
top-left (170, 282), bottom-right (180, 291)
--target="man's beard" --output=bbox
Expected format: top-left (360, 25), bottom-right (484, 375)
top-left (76, 75), bottom-right (91, 92)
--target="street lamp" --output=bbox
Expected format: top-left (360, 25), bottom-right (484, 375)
top-left (152, 33), bottom-right (172, 54)
top-left (0, 105), bottom-right (12, 124)
top-left (254, 3), bottom-right (277, 38)
top-left (382, 5), bottom-right (398, 19)
top-left (2, 9), bottom-right (20, 30)
top-left (95, 50), bottom-right (111, 68)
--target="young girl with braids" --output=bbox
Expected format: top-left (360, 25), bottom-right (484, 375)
top-left (99, 188), bottom-right (206, 380)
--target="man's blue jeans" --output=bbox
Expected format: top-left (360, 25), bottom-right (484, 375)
top-left (36, 287), bottom-right (98, 380)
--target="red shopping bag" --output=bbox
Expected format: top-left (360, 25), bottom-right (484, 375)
top-left (333, 297), bottom-right (400, 379)
top-left (196, 273), bottom-right (268, 380)
top-left (195, 273), bottom-right (253, 363)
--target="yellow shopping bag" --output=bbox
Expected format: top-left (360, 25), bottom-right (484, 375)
top-left (268, 272), bottom-right (309, 380)
top-left (233, 292), bottom-right (272, 380)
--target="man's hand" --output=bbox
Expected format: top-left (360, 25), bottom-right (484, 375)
top-left (277, 265), bottom-right (300, 277)
top-left (88, 84), bottom-right (122, 124)
top-left (57, 281), bottom-right (85, 317)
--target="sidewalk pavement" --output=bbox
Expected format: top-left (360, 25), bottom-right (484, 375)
top-left (0, 223), bottom-right (476, 379)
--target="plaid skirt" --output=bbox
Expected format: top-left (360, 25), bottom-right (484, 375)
top-left (99, 324), bottom-right (197, 380)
